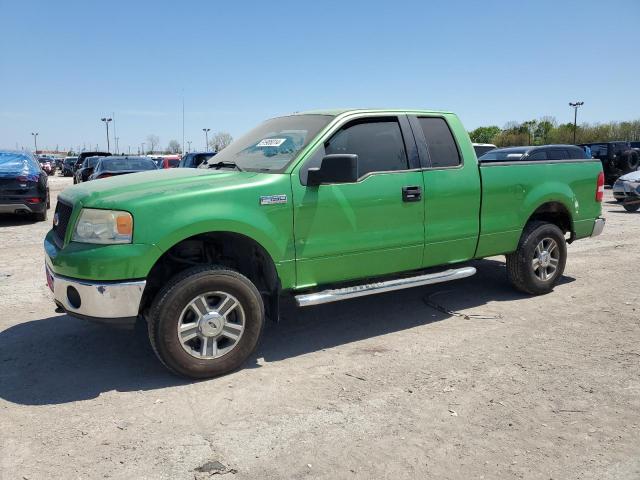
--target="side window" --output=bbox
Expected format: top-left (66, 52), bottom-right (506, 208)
top-left (418, 117), bottom-right (461, 168)
top-left (324, 119), bottom-right (408, 176)
top-left (546, 149), bottom-right (568, 160)
top-left (528, 150), bottom-right (547, 160)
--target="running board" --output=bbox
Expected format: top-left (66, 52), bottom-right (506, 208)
top-left (295, 266), bottom-right (477, 307)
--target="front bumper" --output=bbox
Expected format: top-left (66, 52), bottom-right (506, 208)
top-left (46, 260), bottom-right (145, 327)
top-left (591, 217), bottom-right (605, 237)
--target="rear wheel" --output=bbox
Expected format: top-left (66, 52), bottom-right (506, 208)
top-left (506, 221), bottom-right (567, 295)
top-left (33, 208), bottom-right (47, 222)
top-left (147, 265), bottom-right (265, 379)
top-left (623, 199), bottom-right (640, 212)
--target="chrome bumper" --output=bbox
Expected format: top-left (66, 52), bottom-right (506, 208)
top-left (45, 262), bottom-right (145, 320)
top-left (591, 217), bottom-right (605, 237)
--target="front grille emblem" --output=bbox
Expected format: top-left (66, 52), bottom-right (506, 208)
top-left (53, 213), bottom-right (59, 227)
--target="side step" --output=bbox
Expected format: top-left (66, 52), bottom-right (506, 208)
top-left (295, 266), bottom-right (476, 307)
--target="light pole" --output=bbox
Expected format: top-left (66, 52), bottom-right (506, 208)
top-left (187, 141), bottom-right (192, 152)
top-left (31, 132), bottom-right (39, 153)
top-left (202, 128), bottom-right (210, 151)
top-left (141, 143), bottom-right (146, 155)
top-left (115, 137), bottom-right (120, 154)
top-left (569, 101), bottom-right (584, 144)
top-left (101, 117), bottom-right (112, 152)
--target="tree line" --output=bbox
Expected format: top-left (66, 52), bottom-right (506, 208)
top-left (143, 132), bottom-right (234, 154)
top-left (469, 118), bottom-right (640, 147)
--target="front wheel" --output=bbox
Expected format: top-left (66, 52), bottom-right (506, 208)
top-left (506, 221), bottom-right (567, 295)
top-left (147, 265), bottom-right (265, 379)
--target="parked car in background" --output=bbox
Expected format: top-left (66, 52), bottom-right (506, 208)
top-left (179, 152), bottom-right (216, 168)
top-left (478, 145), bottom-right (588, 162)
top-left (74, 156), bottom-right (102, 184)
top-left (612, 170), bottom-right (640, 210)
top-left (0, 150), bottom-right (50, 221)
top-left (74, 152), bottom-right (111, 173)
top-left (157, 155), bottom-right (181, 169)
top-left (88, 156), bottom-right (158, 180)
top-left (578, 141), bottom-right (639, 185)
top-left (62, 157), bottom-right (77, 176)
top-left (38, 157), bottom-right (54, 175)
top-left (472, 143), bottom-right (497, 157)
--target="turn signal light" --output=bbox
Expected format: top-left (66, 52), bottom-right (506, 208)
top-left (116, 214), bottom-right (133, 235)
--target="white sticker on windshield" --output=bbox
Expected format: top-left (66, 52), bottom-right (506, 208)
top-left (256, 138), bottom-right (286, 147)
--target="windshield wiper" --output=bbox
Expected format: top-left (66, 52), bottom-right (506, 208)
top-left (206, 160), bottom-right (242, 171)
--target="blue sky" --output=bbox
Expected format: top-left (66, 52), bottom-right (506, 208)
top-left (1, 0), bottom-right (638, 152)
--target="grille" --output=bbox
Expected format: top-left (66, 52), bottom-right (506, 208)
top-left (53, 201), bottom-right (73, 248)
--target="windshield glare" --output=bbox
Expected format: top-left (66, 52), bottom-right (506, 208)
top-left (206, 114), bottom-right (333, 172)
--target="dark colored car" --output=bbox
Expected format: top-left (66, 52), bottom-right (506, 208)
top-left (62, 157), bottom-right (77, 176)
top-left (74, 151), bottom-right (111, 173)
top-left (73, 156), bottom-right (102, 184)
top-left (88, 156), bottom-right (158, 180)
top-left (478, 145), bottom-right (588, 162)
top-left (179, 152), bottom-right (216, 168)
top-left (0, 151), bottom-right (50, 221)
top-left (578, 142), bottom-right (639, 185)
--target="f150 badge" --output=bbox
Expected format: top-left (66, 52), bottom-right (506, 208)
top-left (260, 194), bottom-right (288, 205)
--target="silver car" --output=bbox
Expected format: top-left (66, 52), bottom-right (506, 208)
top-left (613, 169), bottom-right (640, 211)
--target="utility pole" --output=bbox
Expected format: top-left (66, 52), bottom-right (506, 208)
top-left (115, 137), bottom-right (120, 154)
top-left (141, 143), bottom-right (146, 155)
top-left (31, 132), bottom-right (39, 153)
top-left (101, 117), bottom-right (112, 152)
top-left (569, 101), bottom-right (584, 144)
top-left (187, 140), bottom-right (192, 152)
top-left (202, 128), bottom-right (210, 151)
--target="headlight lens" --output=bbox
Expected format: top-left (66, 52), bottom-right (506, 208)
top-left (72, 209), bottom-right (133, 244)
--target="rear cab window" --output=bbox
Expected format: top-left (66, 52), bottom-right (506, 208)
top-left (418, 117), bottom-right (461, 168)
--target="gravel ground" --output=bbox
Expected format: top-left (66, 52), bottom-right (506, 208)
top-left (1, 175), bottom-right (639, 480)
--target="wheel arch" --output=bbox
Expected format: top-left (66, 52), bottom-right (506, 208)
top-left (140, 231), bottom-right (282, 321)
top-left (524, 200), bottom-right (574, 242)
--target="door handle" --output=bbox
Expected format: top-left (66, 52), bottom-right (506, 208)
top-left (402, 185), bottom-right (422, 202)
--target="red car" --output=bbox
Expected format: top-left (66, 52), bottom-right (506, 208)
top-left (156, 155), bottom-right (181, 169)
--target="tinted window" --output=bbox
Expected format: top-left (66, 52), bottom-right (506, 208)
top-left (100, 158), bottom-right (157, 171)
top-left (168, 159), bottom-right (180, 167)
top-left (321, 119), bottom-right (408, 176)
top-left (193, 153), bottom-right (214, 167)
top-left (527, 150), bottom-right (547, 160)
top-left (478, 149), bottom-right (527, 161)
top-left (546, 149), bottom-right (569, 160)
top-left (419, 117), bottom-right (461, 168)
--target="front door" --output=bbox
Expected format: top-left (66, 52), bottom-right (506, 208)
top-left (291, 116), bottom-right (425, 288)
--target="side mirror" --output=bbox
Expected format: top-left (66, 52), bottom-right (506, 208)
top-left (307, 154), bottom-right (358, 186)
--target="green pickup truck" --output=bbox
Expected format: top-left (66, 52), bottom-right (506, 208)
top-left (44, 109), bottom-right (605, 378)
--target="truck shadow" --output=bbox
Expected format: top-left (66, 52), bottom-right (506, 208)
top-left (0, 259), bottom-right (574, 405)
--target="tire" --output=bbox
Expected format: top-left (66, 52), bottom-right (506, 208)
top-left (506, 221), bottom-right (567, 295)
top-left (33, 208), bottom-right (47, 222)
top-left (147, 265), bottom-right (265, 379)
top-left (623, 199), bottom-right (640, 212)
top-left (620, 151), bottom-right (640, 171)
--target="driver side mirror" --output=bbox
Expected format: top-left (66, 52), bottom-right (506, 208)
top-left (307, 154), bottom-right (358, 186)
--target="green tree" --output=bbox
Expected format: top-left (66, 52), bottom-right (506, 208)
top-left (469, 126), bottom-right (500, 144)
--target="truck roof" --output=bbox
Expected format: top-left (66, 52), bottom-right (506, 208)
top-left (296, 108), bottom-right (454, 116)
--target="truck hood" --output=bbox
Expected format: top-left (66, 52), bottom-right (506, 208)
top-left (59, 168), bottom-right (263, 208)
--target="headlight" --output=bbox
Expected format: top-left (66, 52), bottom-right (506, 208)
top-left (72, 208), bottom-right (133, 244)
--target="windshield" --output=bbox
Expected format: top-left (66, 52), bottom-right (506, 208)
top-left (100, 157), bottom-right (157, 171)
top-left (207, 114), bottom-right (333, 172)
top-left (479, 149), bottom-right (528, 161)
top-left (86, 157), bottom-right (100, 168)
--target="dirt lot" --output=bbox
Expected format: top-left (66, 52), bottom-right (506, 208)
top-left (1, 175), bottom-right (639, 480)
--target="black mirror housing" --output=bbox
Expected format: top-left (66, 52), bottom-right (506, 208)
top-left (307, 154), bottom-right (358, 186)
